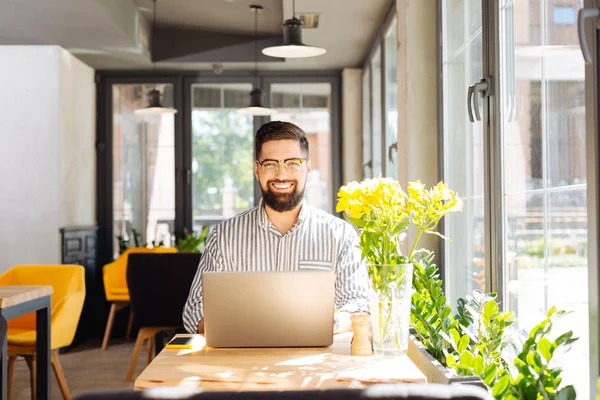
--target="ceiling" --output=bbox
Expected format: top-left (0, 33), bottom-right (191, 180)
top-left (0, 0), bottom-right (393, 71)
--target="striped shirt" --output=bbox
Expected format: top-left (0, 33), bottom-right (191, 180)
top-left (182, 199), bottom-right (370, 333)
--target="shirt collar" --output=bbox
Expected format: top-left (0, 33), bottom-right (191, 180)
top-left (258, 198), bottom-right (310, 232)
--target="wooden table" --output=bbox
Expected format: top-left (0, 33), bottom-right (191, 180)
top-left (135, 333), bottom-right (426, 391)
top-left (0, 286), bottom-right (53, 400)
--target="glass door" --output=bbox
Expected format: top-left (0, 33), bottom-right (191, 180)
top-left (268, 82), bottom-right (334, 213)
top-left (189, 83), bottom-right (256, 231)
top-left (111, 83), bottom-right (176, 258)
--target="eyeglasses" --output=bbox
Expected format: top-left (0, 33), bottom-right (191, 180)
top-left (256, 157), bottom-right (308, 174)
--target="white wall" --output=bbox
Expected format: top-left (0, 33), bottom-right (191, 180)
top-left (0, 46), bottom-right (95, 270)
top-left (58, 48), bottom-right (96, 227)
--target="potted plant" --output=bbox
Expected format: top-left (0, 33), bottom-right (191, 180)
top-left (177, 227), bottom-right (209, 253)
top-left (409, 246), bottom-right (577, 398)
top-left (337, 178), bottom-right (578, 398)
top-left (336, 179), bottom-right (462, 355)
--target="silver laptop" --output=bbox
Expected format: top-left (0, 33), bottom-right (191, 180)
top-left (203, 270), bottom-right (334, 348)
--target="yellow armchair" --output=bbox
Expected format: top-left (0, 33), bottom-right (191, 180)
top-left (0, 264), bottom-right (85, 400)
top-left (102, 247), bottom-right (176, 350)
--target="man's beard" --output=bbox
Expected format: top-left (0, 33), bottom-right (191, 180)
top-left (262, 179), bottom-right (305, 212)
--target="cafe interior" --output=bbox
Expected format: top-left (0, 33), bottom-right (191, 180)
top-left (0, 0), bottom-right (599, 398)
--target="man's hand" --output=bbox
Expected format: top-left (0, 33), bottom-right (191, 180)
top-left (197, 318), bottom-right (205, 334)
top-left (333, 311), bottom-right (353, 334)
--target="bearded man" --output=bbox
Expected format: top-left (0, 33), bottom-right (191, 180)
top-left (182, 121), bottom-right (369, 334)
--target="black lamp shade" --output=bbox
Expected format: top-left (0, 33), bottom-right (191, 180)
top-left (262, 17), bottom-right (326, 58)
top-left (237, 88), bottom-right (277, 116)
top-left (134, 89), bottom-right (177, 115)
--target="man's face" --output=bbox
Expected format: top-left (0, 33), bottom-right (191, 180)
top-left (254, 139), bottom-right (311, 212)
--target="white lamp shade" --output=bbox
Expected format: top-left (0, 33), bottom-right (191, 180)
top-left (262, 17), bottom-right (326, 59)
top-left (262, 44), bottom-right (326, 58)
top-left (134, 106), bottom-right (178, 116)
top-left (236, 106), bottom-right (278, 116)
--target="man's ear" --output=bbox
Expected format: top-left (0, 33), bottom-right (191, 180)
top-left (306, 158), bottom-right (312, 173)
top-left (254, 161), bottom-right (259, 181)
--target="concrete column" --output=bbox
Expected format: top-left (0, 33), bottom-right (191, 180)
top-left (396, 1), bottom-right (440, 255)
top-left (341, 68), bottom-right (363, 185)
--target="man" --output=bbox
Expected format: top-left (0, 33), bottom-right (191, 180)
top-left (182, 121), bottom-right (369, 334)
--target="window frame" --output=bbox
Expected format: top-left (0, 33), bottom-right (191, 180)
top-left (360, 1), bottom-right (398, 179)
top-left (436, 0), bottom-right (600, 394)
top-left (96, 70), bottom-right (342, 266)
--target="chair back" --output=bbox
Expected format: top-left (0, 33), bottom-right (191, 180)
top-left (127, 253), bottom-right (201, 328)
top-left (103, 247), bottom-right (177, 300)
top-left (75, 384), bottom-right (493, 400)
top-left (0, 264), bottom-right (86, 349)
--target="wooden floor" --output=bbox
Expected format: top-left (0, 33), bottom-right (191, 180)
top-left (10, 338), bottom-right (148, 400)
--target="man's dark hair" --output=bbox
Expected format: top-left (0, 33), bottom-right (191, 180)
top-left (255, 121), bottom-right (309, 159)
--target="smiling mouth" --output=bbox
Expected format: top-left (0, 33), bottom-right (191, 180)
top-left (270, 182), bottom-right (294, 190)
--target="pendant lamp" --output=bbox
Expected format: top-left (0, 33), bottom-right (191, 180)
top-left (237, 5), bottom-right (277, 116)
top-left (134, 0), bottom-right (177, 116)
top-left (262, 0), bottom-right (326, 58)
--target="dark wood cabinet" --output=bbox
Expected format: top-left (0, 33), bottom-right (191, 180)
top-left (59, 226), bottom-right (100, 348)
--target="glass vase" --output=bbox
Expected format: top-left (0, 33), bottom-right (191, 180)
top-left (368, 263), bottom-right (413, 356)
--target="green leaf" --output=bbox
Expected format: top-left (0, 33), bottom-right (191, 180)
top-left (449, 328), bottom-right (461, 347)
top-left (446, 353), bottom-right (458, 368)
top-left (473, 355), bottom-right (484, 376)
top-left (555, 385), bottom-right (577, 400)
top-left (483, 363), bottom-right (497, 386)
top-left (483, 300), bottom-right (499, 320)
top-left (458, 335), bottom-right (470, 353)
top-left (538, 337), bottom-right (553, 361)
top-left (459, 350), bottom-right (475, 368)
top-left (554, 331), bottom-right (574, 347)
top-left (492, 374), bottom-right (510, 397)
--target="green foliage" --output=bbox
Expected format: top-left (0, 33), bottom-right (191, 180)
top-left (117, 228), bottom-right (164, 255)
top-left (484, 307), bottom-right (578, 400)
top-left (191, 111), bottom-right (254, 217)
top-left (446, 292), bottom-right (515, 381)
top-left (177, 227), bottom-right (209, 253)
top-left (410, 253), bottom-right (457, 365)
top-left (410, 252), bottom-right (577, 399)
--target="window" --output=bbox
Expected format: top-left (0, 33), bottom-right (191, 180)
top-left (441, 0), bottom-right (486, 304)
top-left (362, 68), bottom-right (372, 179)
top-left (371, 46), bottom-right (383, 177)
top-left (269, 83), bottom-right (333, 213)
top-left (384, 18), bottom-right (398, 179)
top-left (361, 12), bottom-right (397, 181)
top-left (441, 0), bottom-right (591, 396)
top-left (112, 83), bottom-right (175, 258)
top-left (553, 6), bottom-right (575, 25)
top-left (190, 83), bottom-right (255, 230)
top-left (500, 1), bottom-right (587, 395)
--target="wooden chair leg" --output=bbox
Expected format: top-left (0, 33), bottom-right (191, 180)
top-left (125, 310), bottom-right (133, 341)
top-left (23, 355), bottom-right (36, 400)
top-left (7, 356), bottom-right (17, 400)
top-left (126, 328), bottom-right (148, 381)
top-left (51, 350), bottom-right (71, 400)
top-left (102, 302), bottom-right (118, 351)
top-left (146, 334), bottom-right (155, 365)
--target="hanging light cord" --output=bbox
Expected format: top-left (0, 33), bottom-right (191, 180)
top-left (254, 6), bottom-right (258, 88)
top-left (292, 0), bottom-right (296, 18)
top-left (152, 0), bottom-right (157, 91)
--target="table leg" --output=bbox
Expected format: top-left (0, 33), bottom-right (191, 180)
top-left (36, 299), bottom-right (50, 400)
top-left (0, 315), bottom-right (7, 400)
